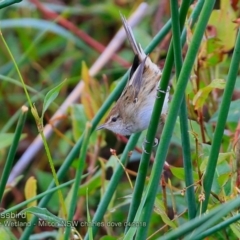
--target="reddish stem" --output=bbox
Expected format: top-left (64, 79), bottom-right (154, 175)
top-left (30, 0), bottom-right (129, 67)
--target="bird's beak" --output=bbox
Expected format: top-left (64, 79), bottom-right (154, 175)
top-left (96, 124), bottom-right (105, 131)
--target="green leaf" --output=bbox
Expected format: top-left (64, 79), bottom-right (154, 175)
top-left (200, 153), bottom-right (232, 172)
top-left (78, 170), bottom-right (101, 196)
top-left (217, 152), bottom-right (233, 163)
top-left (229, 222), bottom-right (240, 238)
top-left (217, 172), bottom-right (230, 187)
top-left (193, 79), bottom-right (226, 110)
top-left (208, 79), bottom-right (226, 89)
top-left (35, 170), bottom-right (60, 212)
top-left (172, 118), bottom-right (210, 147)
top-left (154, 198), bottom-right (177, 229)
top-left (211, 99), bottom-right (240, 123)
top-left (0, 227), bottom-right (17, 240)
top-left (209, 0), bottom-right (237, 51)
top-left (201, 143), bottom-right (212, 157)
top-left (41, 80), bottom-right (66, 119)
top-left (19, 207), bottom-right (66, 227)
top-left (216, 161), bottom-right (232, 196)
top-left (170, 166), bottom-right (199, 182)
top-left (205, 38), bottom-right (224, 67)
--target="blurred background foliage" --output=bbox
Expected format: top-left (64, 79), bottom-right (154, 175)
top-left (0, 0), bottom-right (240, 239)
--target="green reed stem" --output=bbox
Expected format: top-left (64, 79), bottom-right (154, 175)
top-left (202, 29), bottom-right (240, 213)
top-left (160, 196), bottom-right (240, 240)
top-left (170, 0), bottom-right (196, 219)
top-left (194, 213), bottom-right (240, 240)
top-left (64, 123), bottom-right (92, 240)
top-left (84, 133), bottom-right (141, 240)
top-left (135, 1), bottom-right (216, 239)
top-left (125, 0), bottom-right (197, 231)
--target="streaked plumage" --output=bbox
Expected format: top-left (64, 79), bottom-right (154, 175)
top-left (97, 15), bottom-right (169, 136)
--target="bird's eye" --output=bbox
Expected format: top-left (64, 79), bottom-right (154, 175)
top-left (111, 116), bottom-right (118, 122)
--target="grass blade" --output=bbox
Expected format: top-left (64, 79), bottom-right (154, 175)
top-left (0, 106), bottom-right (28, 203)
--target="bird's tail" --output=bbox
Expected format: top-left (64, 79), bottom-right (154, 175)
top-left (121, 14), bottom-right (147, 63)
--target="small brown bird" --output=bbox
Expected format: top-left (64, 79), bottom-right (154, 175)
top-left (97, 15), bottom-right (169, 136)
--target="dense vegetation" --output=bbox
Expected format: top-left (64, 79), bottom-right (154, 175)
top-left (0, 0), bottom-right (240, 239)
